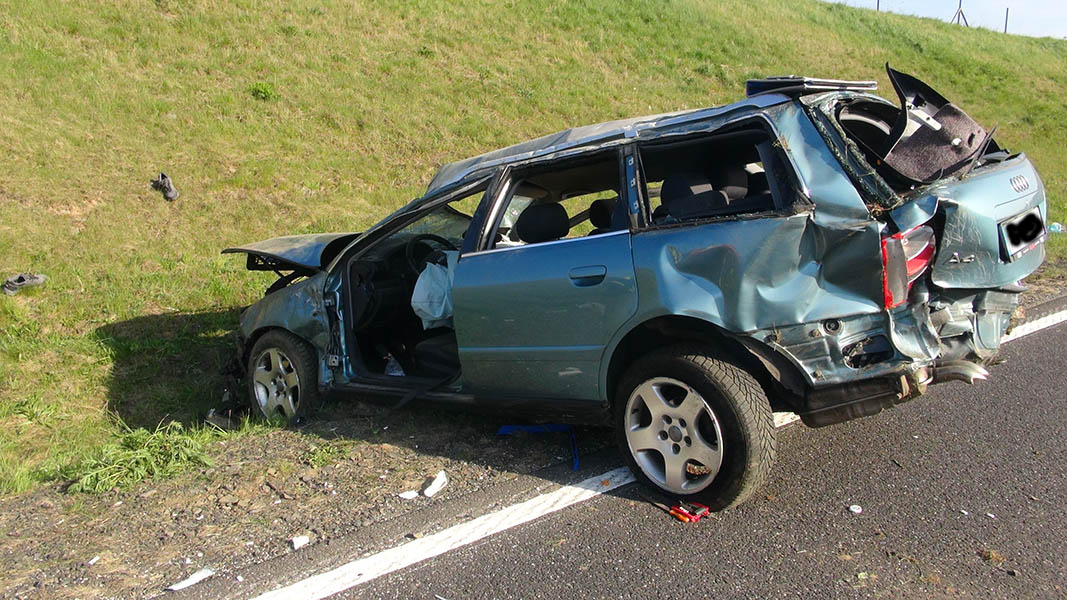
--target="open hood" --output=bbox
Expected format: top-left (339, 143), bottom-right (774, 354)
top-left (222, 232), bottom-right (360, 273)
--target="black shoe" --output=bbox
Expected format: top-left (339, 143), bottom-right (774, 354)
top-left (150, 172), bottom-right (179, 201)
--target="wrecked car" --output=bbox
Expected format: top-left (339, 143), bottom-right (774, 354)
top-left (225, 66), bottom-right (1046, 509)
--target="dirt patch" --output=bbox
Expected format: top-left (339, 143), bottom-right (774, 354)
top-left (1020, 260), bottom-right (1067, 308)
top-left (0, 401), bottom-right (612, 599)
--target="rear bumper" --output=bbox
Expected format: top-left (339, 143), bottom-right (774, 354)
top-left (752, 283), bottom-right (1023, 426)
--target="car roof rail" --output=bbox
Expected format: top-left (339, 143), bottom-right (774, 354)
top-left (745, 76), bottom-right (878, 98)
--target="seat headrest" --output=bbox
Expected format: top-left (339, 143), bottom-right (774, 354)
top-left (747, 170), bottom-right (770, 196)
top-left (707, 164), bottom-right (748, 200)
top-left (514, 202), bottom-right (570, 244)
top-left (588, 197), bottom-right (617, 229)
top-left (660, 173), bottom-right (715, 211)
top-left (660, 173), bottom-right (728, 220)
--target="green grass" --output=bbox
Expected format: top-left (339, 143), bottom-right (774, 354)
top-left (0, 0), bottom-right (1064, 494)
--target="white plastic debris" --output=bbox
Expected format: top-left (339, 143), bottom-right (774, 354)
top-left (848, 504), bottom-right (863, 515)
top-left (986, 513), bottom-right (996, 519)
top-left (960, 509), bottom-right (970, 516)
top-left (166, 567), bottom-right (215, 591)
top-left (236, 575), bottom-right (244, 583)
top-left (87, 556), bottom-right (100, 566)
top-left (422, 470), bottom-right (448, 497)
top-left (398, 490), bottom-right (420, 500)
top-left (290, 535), bottom-right (310, 550)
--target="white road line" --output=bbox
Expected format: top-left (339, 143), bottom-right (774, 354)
top-left (249, 308), bottom-right (1065, 600)
top-left (1003, 308), bottom-right (1067, 343)
top-left (250, 468), bottom-right (636, 600)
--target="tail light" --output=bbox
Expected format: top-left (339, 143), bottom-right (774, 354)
top-left (881, 224), bottom-right (936, 308)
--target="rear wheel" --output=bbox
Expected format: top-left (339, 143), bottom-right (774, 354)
top-left (247, 330), bottom-right (320, 422)
top-left (615, 345), bottom-right (776, 510)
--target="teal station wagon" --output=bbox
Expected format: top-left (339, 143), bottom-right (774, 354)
top-left (225, 66), bottom-right (1046, 509)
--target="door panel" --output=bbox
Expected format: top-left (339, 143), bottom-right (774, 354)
top-left (452, 231), bottom-right (637, 400)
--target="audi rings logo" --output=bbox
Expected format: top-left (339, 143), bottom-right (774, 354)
top-left (1010, 175), bottom-right (1030, 193)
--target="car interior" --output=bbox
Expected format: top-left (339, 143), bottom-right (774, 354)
top-left (343, 200), bottom-right (474, 382)
top-left (640, 123), bottom-right (793, 222)
top-left (491, 152), bottom-right (626, 248)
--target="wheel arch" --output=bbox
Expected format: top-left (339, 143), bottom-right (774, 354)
top-left (602, 314), bottom-right (808, 412)
top-left (242, 325), bottom-right (330, 391)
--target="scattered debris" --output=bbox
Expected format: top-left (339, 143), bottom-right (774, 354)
top-left (150, 172), bottom-right (179, 201)
top-left (421, 470), bottom-right (448, 497)
top-left (166, 567), bottom-right (215, 591)
top-left (960, 509), bottom-right (970, 516)
top-left (398, 490), bottom-right (419, 500)
top-left (1007, 568), bottom-right (1020, 576)
top-left (236, 575), bottom-right (244, 583)
top-left (384, 354), bottom-right (405, 376)
top-left (290, 535), bottom-right (310, 550)
top-left (986, 512), bottom-right (996, 519)
top-left (849, 504), bottom-right (863, 515)
top-left (204, 408), bottom-right (240, 431)
top-left (87, 556), bottom-right (100, 566)
top-left (1048, 222), bottom-right (1064, 233)
top-left (2, 273), bottom-right (46, 296)
top-left (979, 548), bottom-right (1006, 564)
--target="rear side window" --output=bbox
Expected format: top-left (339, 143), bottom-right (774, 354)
top-left (639, 122), bottom-right (799, 225)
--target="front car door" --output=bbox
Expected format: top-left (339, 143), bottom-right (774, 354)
top-left (451, 149), bottom-right (638, 402)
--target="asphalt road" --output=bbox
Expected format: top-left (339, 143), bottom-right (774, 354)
top-left (187, 321), bottom-right (1066, 600)
top-left (348, 323), bottom-right (1066, 599)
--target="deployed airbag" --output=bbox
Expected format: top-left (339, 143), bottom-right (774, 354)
top-left (411, 251), bottom-right (459, 329)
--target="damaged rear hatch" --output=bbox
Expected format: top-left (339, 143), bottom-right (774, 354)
top-left (808, 65), bottom-right (1047, 359)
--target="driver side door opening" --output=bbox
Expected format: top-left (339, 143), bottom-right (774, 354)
top-left (341, 183), bottom-right (489, 385)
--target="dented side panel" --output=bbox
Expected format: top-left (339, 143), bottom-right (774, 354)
top-left (239, 272), bottom-right (331, 383)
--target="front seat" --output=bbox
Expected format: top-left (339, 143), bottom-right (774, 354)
top-left (513, 202), bottom-right (570, 244)
top-left (587, 197), bottom-right (617, 235)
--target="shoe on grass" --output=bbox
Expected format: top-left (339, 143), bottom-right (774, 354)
top-left (150, 172), bottom-right (179, 201)
top-left (2, 273), bottom-right (47, 296)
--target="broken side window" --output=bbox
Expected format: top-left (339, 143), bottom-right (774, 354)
top-left (638, 123), bottom-right (797, 225)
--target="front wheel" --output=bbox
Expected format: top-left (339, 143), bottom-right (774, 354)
top-left (615, 345), bottom-right (776, 511)
top-left (247, 330), bottom-right (320, 422)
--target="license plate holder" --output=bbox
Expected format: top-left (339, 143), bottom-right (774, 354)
top-left (999, 206), bottom-right (1045, 262)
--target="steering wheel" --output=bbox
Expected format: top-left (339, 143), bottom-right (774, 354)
top-left (405, 233), bottom-right (458, 274)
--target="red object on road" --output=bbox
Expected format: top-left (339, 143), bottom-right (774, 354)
top-left (671, 502), bottom-right (710, 523)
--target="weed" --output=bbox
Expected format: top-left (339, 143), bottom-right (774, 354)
top-left (52, 422), bottom-right (212, 493)
top-left (303, 440), bottom-right (351, 468)
top-left (248, 82), bottom-right (279, 102)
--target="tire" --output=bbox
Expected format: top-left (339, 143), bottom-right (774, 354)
top-left (615, 344), bottom-right (776, 511)
top-left (247, 330), bottom-right (321, 422)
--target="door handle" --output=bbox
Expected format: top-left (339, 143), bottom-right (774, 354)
top-left (568, 265), bottom-right (607, 286)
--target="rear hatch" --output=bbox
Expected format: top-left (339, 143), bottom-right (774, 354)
top-left (814, 65), bottom-right (1047, 289)
top-left (924, 155), bottom-right (1046, 289)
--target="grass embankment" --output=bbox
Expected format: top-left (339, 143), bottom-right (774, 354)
top-left (0, 0), bottom-right (1064, 493)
